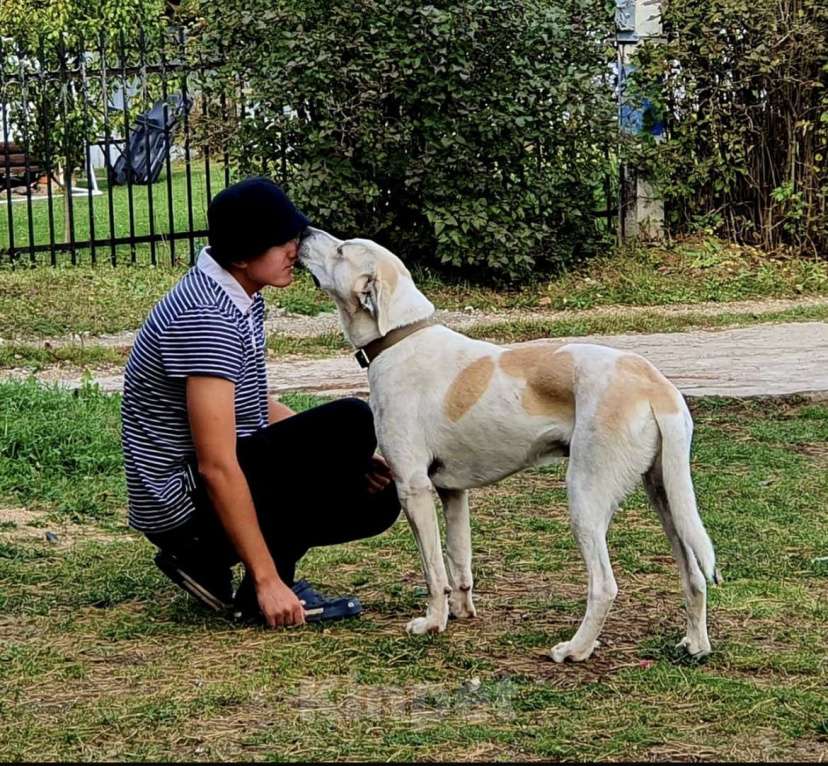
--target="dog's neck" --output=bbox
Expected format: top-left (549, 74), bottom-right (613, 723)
top-left (343, 279), bottom-right (435, 349)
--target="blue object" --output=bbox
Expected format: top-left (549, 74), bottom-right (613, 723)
top-left (617, 63), bottom-right (665, 137)
top-left (292, 579), bottom-right (363, 623)
top-left (621, 98), bottom-right (665, 136)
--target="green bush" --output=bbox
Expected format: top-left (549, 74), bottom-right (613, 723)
top-left (200, 0), bottom-right (615, 282)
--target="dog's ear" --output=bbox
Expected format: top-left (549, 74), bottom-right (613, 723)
top-left (354, 269), bottom-right (392, 337)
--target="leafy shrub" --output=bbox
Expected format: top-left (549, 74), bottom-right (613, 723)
top-left (200, 0), bottom-right (615, 282)
top-left (631, 0), bottom-right (828, 255)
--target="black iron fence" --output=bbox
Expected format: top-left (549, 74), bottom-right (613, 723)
top-left (0, 29), bottom-right (252, 267)
top-left (1, 27), bottom-right (620, 271)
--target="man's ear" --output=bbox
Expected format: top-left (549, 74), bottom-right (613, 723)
top-left (354, 270), bottom-right (392, 336)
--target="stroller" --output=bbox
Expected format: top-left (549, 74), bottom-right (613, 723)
top-left (108, 93), bottom-right (191, 186)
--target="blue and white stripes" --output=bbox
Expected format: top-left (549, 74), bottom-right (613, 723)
top-left (121, 249), bottom-right (268, 533)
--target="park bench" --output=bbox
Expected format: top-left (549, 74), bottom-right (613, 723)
top-left (0, 142), bottom-right (42, 190)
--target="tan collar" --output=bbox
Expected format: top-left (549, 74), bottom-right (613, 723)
top-left (355, 316), bottom-right (438, 369)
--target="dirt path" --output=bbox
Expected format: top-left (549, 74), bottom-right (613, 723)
top-left (5, 320), bottom-right (827, 401)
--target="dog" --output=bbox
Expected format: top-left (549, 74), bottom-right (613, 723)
top-left (299, 228), bottom-right (720, 662)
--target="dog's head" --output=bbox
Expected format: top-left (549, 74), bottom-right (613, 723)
top-left (299, 227), bottom-right (434, 348)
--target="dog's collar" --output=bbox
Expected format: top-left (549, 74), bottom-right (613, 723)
top-left (355, 316), bottom-right (438, 369)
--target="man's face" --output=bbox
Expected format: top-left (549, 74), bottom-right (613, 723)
top-left (246, 237), bottom-right (300, 288)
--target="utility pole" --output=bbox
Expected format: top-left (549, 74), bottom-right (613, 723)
top-left (616, 0), bottom-right (664, 242)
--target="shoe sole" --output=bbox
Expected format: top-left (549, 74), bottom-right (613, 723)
top-left (231, 604), bottom-right (359, 624)
top-left (155, 553), bottom-right (231, 611)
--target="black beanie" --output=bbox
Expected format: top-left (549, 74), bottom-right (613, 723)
top-left (207, 177), bottom-right (310, 268)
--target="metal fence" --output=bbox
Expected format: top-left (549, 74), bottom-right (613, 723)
top-left (0, 29), bottom-right (249, 267)
top-left (1, 27), bottom-right (621, 269)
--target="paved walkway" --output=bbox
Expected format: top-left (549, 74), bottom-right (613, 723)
top-left (7, 321), bottom-right (828, 400)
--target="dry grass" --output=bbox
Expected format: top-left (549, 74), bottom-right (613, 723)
top-left (1, 397), bottom-right (827, 761)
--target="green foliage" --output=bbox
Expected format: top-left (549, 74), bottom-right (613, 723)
top-left (0, 0), bottom-right (166, 42)
top-left (630, 0), bottom-right (828, 254)
top-left (199, 0), bottom-right (616, 282)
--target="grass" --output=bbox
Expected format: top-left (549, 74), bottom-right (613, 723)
top-left (1, 235), bottom-right (827, 341)
top-left (465, 303), bottom-right (828, 343)
top-left (420, 237), bottom-right (828, 312)
top-left (0, 264), bottom-right (332, 340)
top-left (0, 381), bottom-right (826, 760)
top-left (0, 163), bottom-right (235, 266)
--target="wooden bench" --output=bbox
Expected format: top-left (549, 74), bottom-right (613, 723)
top-left (1, 142), bottom-right (43, 190)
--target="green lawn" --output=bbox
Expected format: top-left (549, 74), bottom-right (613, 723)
top-left (0, 236), bottom-right (827, 342)
top-left (0, 382), bottom-right (825, 760)
top-left (0, 162), bottom-right (237, 266)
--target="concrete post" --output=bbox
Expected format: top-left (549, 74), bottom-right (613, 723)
top-left (617, 0), bottom-right (664, 242)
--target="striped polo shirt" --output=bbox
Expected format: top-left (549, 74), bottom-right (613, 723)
top-left (121, 248), bottom-right (268, 533)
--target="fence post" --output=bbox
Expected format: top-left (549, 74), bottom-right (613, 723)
top-left (617, 0), bottom-right (664, 242)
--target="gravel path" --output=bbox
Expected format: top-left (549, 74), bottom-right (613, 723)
top-left (5, 320), bottom-right (827, 401)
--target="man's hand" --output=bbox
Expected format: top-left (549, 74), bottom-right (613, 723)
top-left (366, 454), bottom-right (394, 494)
top-left (256, 577), bottom-right (306, 628)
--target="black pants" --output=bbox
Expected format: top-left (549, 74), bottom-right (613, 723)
top-left (146, 398), bottom-right (401, 587)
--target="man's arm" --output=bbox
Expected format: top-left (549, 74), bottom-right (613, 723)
top-left (186, 375), bottom-right (304, 627)
top-left (267, 395), bottom-right (295, 425)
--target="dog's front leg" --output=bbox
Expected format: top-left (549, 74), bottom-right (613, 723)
top-left (438, 488), bottom-right (477, 620)
top-left (398, 479), bottom-right (451, 635)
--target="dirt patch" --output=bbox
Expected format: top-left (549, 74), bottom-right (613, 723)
top-left (0, 506), bottom-right (127, 548)
top-left (794, 443), bottom-right (828, 466)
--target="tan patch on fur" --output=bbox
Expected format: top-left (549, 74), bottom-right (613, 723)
top-left (444, 356), bottom-right (496, 422)
top-left (598, 354), bottom-right (680, 431)
top-left (377, 259), bottom-right (400, 294)
top-left (499, 345), bottom-right (575, 418)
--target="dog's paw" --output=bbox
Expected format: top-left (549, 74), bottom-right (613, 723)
top-left (549, 639), bottom-right (600, 663)
top-left (405, 616), bottom-right (446, 636)
top-left (676, 635), bottom-right (711, 659)
top-left (449, 591), bottom-right (477, 620)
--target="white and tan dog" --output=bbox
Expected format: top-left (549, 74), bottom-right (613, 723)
top-left (299, 228), bottom-right (720, 662)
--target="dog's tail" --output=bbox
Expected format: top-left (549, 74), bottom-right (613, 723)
top-left (651, 399), bottom-right (720, 586)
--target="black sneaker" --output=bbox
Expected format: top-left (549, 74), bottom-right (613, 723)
top-left (154, 549), bottom-right (234, 611)
top-left (233, 576), bottom-right (362, 623)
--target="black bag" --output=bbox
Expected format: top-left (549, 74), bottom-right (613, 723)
top-left (109, 93), bottom-right (191, 186)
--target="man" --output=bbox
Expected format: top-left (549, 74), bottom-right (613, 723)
top-left (121, 177), bottom-right (399, 627)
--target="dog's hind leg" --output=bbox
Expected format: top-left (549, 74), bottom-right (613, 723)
top-left (397, 475), bottom-right (451, 635)
top-left (550, 456), bottom-right (621, 663)
top-left (643, 464), bottom-right (711, 658)
top-left (438, 488), bottom-right (477, 620)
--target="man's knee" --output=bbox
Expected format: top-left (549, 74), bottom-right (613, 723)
top-left (330, 397), bottom-right (377, 454)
